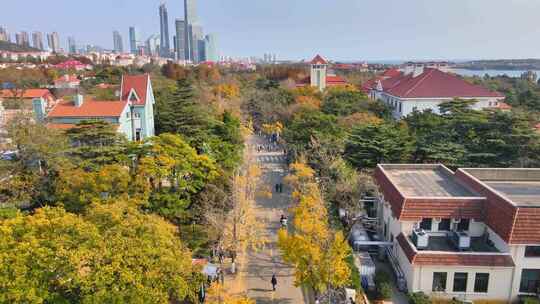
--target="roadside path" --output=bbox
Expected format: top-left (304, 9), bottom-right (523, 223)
top-left (240, 135), bottom-right (305, 304)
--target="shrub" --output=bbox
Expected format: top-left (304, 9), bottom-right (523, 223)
top-left (345, 254), bottom-right (362, 290)
top-left (408, 292), bottom-right (431, 304)
top-left (378, 282), bottom-right (392, 300)
top-left (522, 297), bottom-right (540, 304)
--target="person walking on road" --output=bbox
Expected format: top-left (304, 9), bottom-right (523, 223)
top-left (271, 274), bottom-right (277, 291)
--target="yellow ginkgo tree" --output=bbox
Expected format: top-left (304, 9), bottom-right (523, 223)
top-left (278, 161), bottom-right (351, 297)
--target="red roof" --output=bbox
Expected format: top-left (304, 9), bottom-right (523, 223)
top-left (382, 68), bottom-right (402, 78)
top-left (310, 54), bottom-right (327, 65)
top-left (47, 123), bottom-right (120, 130)
top-left (54, 74), bottom-right (80, 84)
top-left (54, 60), bottom-right (88, 69)
top-left (326, 75), bottom-right (347, 85)
top-left (385, 68), bottom-right (504, 99)
top-left (47, 99), bottom-right (127, 118)
top-left (0, 89), bottom-right (52, 99)
top-left (121, 74), bottom-right (149, 106)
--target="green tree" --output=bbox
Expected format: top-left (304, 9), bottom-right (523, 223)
top-left (344, 123), bottom-right (414, 168)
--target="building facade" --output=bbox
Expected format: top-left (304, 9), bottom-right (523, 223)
top-left (175, 19), bottom-right (186, 61)
top-left (183, 0), bottom-right (197, 61)
top-left (67, 36), bottom-right (77, 54)
top-left (113, 31), bottom-right (123, 53)
top-left (374, 164), bottom-right (540, 302)
top-left (15, 31), bottom-right (29, 47)
top-left (31, 32), bottom-right (44, 50)
top-left (296, 55), bottom-right (347, 91)
top-left (129, 27), bottom-right (139, 54)
top-left (0, 27), bottom-right (9, 42)
top-left (204, 34), bottom-right (218, 62)
top-left (41, 74), bottom-right (155, 141)
top-left (366, 67), bottom-right (505, 119)
top-left (47, 32), bottom-right (60, 53)
top-left (159, 3), bottom-right (171, 58)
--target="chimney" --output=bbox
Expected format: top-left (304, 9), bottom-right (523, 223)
top-left (74, 94), bottom-right (84, 107)
top-left (413, 65), bottom-right (424, 78)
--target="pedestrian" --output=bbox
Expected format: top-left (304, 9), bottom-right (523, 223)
top-left (275, 184), bottom-right (279, 192)
top-left (271, 274), bottom-right (277, 291)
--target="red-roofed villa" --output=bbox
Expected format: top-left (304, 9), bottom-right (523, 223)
top-left (39, 74), bottom-right (155, 141)
top-left (365, 66), bottom-right (505, 119)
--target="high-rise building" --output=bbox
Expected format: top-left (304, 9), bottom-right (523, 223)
top-left (32, 32), bottom-right (44, 50)
top-left (175, 19), bottom-right (186, 61)
top-left (204, 34), bottom-right (218, 62)
top-left (183, 0), bottom-right (198, 61)
top-left (68, 36), bottom-right (77, 54)
top-left (145, 34), bottom-right (161, 57)
top-left (190, 24), bottom-right (204, 63)
top-left (0, 27), bottom-right (10, 42)
top-left (16, 31), bottom-right (30, 47)
top-left (47, 32), bottom-right (60, 53)
top-left (159, 3), bottom-right (170, 58)
top-left (129, 26), bottom-right (139, 54)
top-left (113, 30), bottom-right (124, 53)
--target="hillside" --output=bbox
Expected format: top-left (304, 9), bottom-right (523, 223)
top-left (0, 40), bottom-right (40, 52)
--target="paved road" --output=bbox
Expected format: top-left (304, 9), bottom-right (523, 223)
top-left (241, 135), bottom-right (305, 304)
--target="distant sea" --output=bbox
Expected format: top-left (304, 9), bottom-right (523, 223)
top-left (449, 69), bottom-right (539, 78)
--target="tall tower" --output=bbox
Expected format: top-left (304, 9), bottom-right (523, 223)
top-left (47, 32), bottom-right (60, 53)
top-left (310, 55), bottom-right (328, 92)
top-left (113, 31), bottom-right (124, 53)
top-left (32, 32), bottom-right (44, 50)
top-left (204, 34), bottom-right (218, 62)
top-left (68, 36), bottom-right (77, 54)
top-left (159, 3), bottom-right (170, 58)
top-left (129, 27), bottom-right (139, 54)
top-left (175, 19), bottom-right (186, 61)
top-left (183, 0), bottom-right (197, 61)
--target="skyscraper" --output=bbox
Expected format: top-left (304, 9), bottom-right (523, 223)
top-left (16, 31), bottom-right (30, 47)
top-left (175, 19), bottom-right (186, 61)
top-left (68, 36), bottom-right (77, 54)
top-left (184, 0), bottom-right (198, 61)
top-left (0, 27), bottom-right (10, 42)
top-left (190, 24), bottom-right (204, 63)
top-left (32, 32), bottom-right (44, 50)
top-left (47, 32), bottom-right (60, 53)
top-left (204, 34), bottom-right (218, 62)
top-left (159, 3), bottom-right (170, 58)
top-left (145, 34), bottom-right (161, 57)
top-left (113, 30), bottom-right (124, 53)
top-left (129, 27), bottom-right (139, 54)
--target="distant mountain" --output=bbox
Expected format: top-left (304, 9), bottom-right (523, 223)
top-left (0, 40), bottom-right (40, 52)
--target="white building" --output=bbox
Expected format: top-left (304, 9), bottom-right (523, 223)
top-left (374, 164), bottom-right (540, 302)
top-left (366, 67), bottom-right (505, 119)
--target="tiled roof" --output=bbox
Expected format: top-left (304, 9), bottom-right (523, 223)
top-left (0, 89), bottom-right (51, 99)
top-left (326, 75), bottom-right (347, 85)
top-left (310, 54), bottom-right (327, 65)
top-left (47, 99), bottom-right (127, 118)
top-left (47, 123), bottom-right (120, 130)
top-left (385, 68), bottom-right (504, 98)
top-left (54, 74), bottom-right (80, 84)
top-left (382, 68), bottom-right (402, 78)
top-left (121, 74), bottom-right (149, 106)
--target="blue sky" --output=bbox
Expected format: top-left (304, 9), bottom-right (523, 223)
top-left (2, 0), bottom-right (540, 61)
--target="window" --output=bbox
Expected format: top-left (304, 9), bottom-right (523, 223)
top-left (438, 219), bottom-right (451, 231)
top-left (134, 113), bottom-right (141, 118)
top-left (520, 269), bottom-right (540, 293)
top-left (432, 272), bottom-right (447, 292)
top-left (419, 218), bottom-right (432, 230)
top-left (474, 273), bottom-right (489, 293)
top-left (453, 272), bottom-right (468, 292)
top-left (126, 112), bottom-right (130, 118)
top-left (525, 246), bottom-right (540, 257)
top-left (399, 102), bottom-right (402, 113)
top-left (457, 219), bottom-right (470, 231)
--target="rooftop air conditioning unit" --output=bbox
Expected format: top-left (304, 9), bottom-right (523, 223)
top-left (451, 231), bottom-right (471, 251)
top-left (412, 228), bottom-right (429, 250)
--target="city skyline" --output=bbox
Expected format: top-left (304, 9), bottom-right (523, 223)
top-left (1, 0), bottom-right (540, 61)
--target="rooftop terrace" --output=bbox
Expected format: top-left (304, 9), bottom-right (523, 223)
top-left (463, 168), bottom-right (540, 207)
top-left (380, 164), bottom-right (478, 198)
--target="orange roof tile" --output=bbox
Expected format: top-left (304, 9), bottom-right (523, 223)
top-left (47, 99), bottom-right (127, 118)
top-left (0, 89), bottom-right (52, 99)
top-left (310, 54), bottom-right (328, 65)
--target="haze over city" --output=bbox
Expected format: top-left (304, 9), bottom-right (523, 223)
top-left (2, 0), bottom-right (540, 61)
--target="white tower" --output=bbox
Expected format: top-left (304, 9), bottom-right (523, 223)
top-left (310, 54), bottom-right (328, 92)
